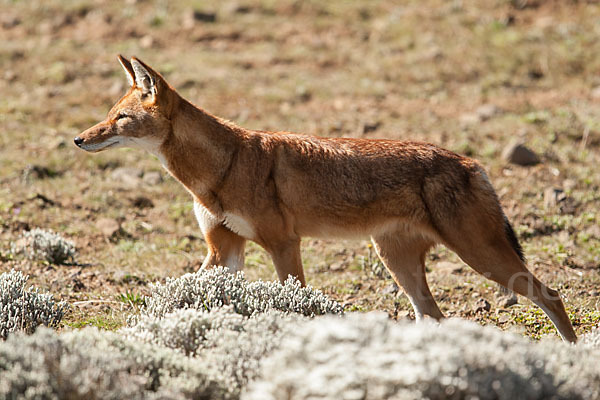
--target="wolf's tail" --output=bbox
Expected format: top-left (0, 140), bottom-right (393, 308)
top-left (503, 214), bottom-right (525, 262)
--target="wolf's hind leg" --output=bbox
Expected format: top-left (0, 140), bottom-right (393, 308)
top-left (371, 234), bottom-right (443, 321)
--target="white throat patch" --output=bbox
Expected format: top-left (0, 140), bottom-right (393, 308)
top-left (126, 136), bottom-right (168, 168)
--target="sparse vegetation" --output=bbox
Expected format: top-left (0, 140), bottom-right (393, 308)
top-left (2, 267), bottom-right (600, 399)
top-left (0, 269), bottom-right (68, 339)
top-left (246, 315), bottom-right (600, 400)
top-left (11, 229), bottom-right (77, 265)
top-left (2, 0), bottom-right (598, 338)
top-left (0, 0), bottom-right (599, 397)
top-left (140, 266), bottom-right (343, 320)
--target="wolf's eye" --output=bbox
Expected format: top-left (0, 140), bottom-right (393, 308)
top-left (116, 113), bottom-right (130, 120)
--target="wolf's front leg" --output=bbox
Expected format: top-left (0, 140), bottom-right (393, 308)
top-left (194, 201), bottom-right (246, 272)
top-left (200, 224), bottom-right (246, 271)
top-left (265, 238), bottom-right (305, 286)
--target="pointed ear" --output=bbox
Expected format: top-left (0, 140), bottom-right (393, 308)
top-left (117, 55), bottom-right (135, 87)
top-left (131, 57), bottom-right (157, 99)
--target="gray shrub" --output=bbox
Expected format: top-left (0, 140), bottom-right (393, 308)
top-left (581, 324), bottom-right (600, 349)
top-left (0, 307), bottom-right (302, 400)
top-left (11, 228), bottom-right (77, 264)
top-left (0, 327), bottom-right (221, 400)
top-left (0, 269), bottom-right (68, 340)
top-left (141, 266), bottom-right (343, 319)
top-left (244, 314), bottom-right (600, 400)
top-left (123, 306), bottom-right (302, 394)
top-left (4, 265), bottom-right (600, 400)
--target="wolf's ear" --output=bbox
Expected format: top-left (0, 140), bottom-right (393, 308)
top-left (117, 55), bottom-right (135, 87)
top-left (131, 57), bottom-right (157, 99)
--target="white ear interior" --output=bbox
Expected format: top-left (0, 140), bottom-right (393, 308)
top-left (131, 59), bottom-right (155, 95)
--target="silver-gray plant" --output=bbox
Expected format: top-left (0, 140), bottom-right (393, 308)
top-left (122, 306), bottom-right (302, 396)
top-left (11, 228), bottom-right (77, 264)
top-left (141, 266), bottom-right (343, 319)
top-left (244, 314), bottom-right (600, 400)
top-left (0, 307), bottom-right (302, 400)
top-left (0, 269), bottom-right (68, 339)
top-left (581, 323), bottom-right (600, 349)
top-left (0, 327), bottom-right (224, 400)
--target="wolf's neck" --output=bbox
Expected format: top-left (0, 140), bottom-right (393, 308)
top-left (160, 97), bottom-right (243, 215)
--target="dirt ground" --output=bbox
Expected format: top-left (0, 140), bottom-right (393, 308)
top-left (1, 0), bottom-right (599, 339)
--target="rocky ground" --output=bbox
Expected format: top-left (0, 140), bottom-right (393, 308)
top-left (1, 0), bottom-right (599, 339)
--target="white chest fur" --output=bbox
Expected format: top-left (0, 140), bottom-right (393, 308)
top-left (223, 212), bottom-right (256, 239)
top-left (193, 201), bottom-right (220, 234)
top-left (193, 202), bottom-right (255, 240)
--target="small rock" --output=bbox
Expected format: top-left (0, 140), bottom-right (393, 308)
top-left (362, 121), bottom-right (381, 134)
top-left (459, 113), bottom-right (480, 126)
top-left (143, 171), bottom-right (163, 185)
top-left (543, 188), bottom-right (577, 215)
top-left (544, 187), bottom-right (567, 209)
top-left (72, 278), bottom-right (85, 291)
top-left (10, 221), bottom-right (30, 232)
top-left (528, 68), bottom-right (544, 80)
top-left (1, 14), bottom-right (21, 29)
top-left (131, 196), bottom-right (154, 209)
top-left (591, 86), bottom-right (600, 99)
top-left (22, 165), bottom-right (57, 181)
top-left (96, 218), bottom-right (132, 242)
top-left (113, 270), bottom-right (128, 283)
top-left (498, 313), bottom-right (511, 324)
top-left (295, 86), bottom-right (312, 103)
top-left (3, 70), bottom-right (17, 82)
top-left (193, 10), bottom-right (217, 22)
top-left (502, 142), bottom-right (540, 166)
top-left (476, 104), bottom-right (502, 121)
top-left (499, 294), bottom-right (518, 308)
top-left (474, 298), bottom-right (491, 313)
top-left (140, 35), bottom-right (154, 49)
top-left (222, 2), bottom-right (253, 15)
top-left (96, 218), bottom-right (121, 237)
top-left (560, 198), bottom-right (577, 215)
top-left (421, 46), bottom-right (442, 61)
top-left (182, 8), bottom-right (217, 28)
top-left (585, 225), bottom-right (600, 240)
top-left (460, 104), bottom-right (502, 126)
top-left (329, 262), bottom-right (345, 271)
top-left (562, 179), bottom-right (577, 191)
top-left (436, 261), bottom-right (464, 274)
top-left (381, 283), bottom-right (399, 295)
top-left (111, 167), bottom-right (143, 187)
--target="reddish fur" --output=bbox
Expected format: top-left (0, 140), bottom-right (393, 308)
top-left (75, 56), bottom-right (577, 342)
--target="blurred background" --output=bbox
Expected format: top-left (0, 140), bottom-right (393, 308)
top-left (1, 0), bottom-right (599, 336)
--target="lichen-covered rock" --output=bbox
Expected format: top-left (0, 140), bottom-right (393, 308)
top-left (244, 314), bottom-right (600, 400)
top-left (0, 269), bottom-right (68, 339)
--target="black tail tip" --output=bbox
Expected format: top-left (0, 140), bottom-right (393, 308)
top-left (503, 214), bottom-right (525, 263)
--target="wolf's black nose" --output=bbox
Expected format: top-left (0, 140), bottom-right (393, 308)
top-left (74, 136), bottom-right (83, 146)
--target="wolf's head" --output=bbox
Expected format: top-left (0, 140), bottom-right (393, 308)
top-left (74, 56), bottom-right (177, 156)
